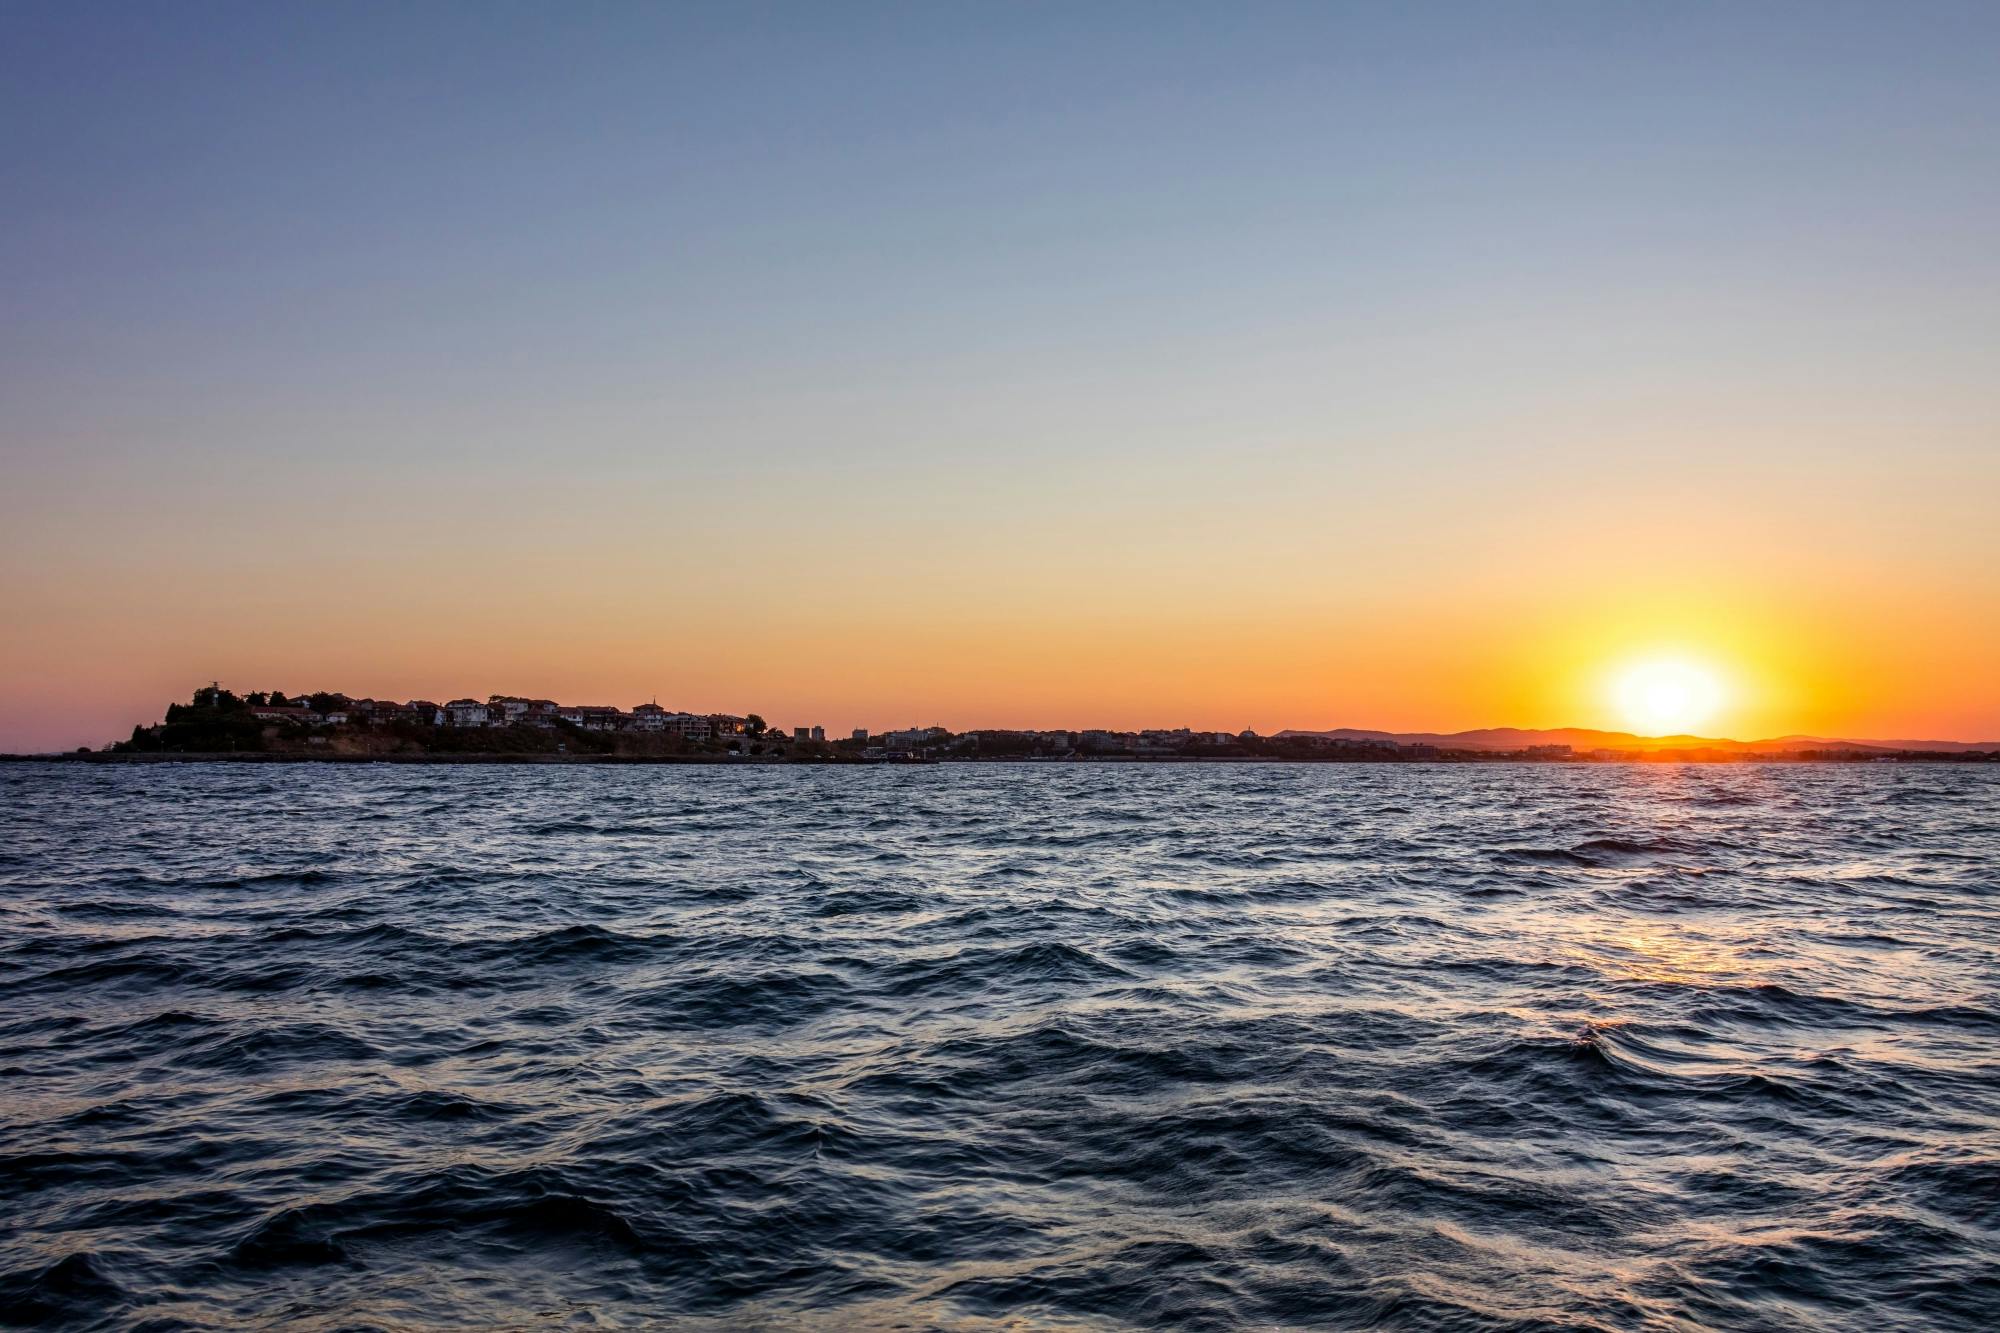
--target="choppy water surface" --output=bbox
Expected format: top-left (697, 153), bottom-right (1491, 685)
top-left (1, 764), bottom-right (1996, 1330)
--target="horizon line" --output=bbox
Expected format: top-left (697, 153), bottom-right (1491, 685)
top-left (98, 686), bottom-right (2000, 752)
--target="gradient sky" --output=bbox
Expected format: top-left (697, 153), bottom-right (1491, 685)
top-left (4, 1), bottom-right (1998, 751)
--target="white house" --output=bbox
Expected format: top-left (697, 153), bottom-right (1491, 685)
top-left (445, 699), bottom-right (491, 727)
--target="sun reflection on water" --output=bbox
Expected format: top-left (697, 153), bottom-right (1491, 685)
top-left (1561, 919), bottom-right (1764, 988)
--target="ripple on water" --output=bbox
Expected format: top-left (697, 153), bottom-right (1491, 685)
top-left (0, 762), bottom-right (1996, 1329)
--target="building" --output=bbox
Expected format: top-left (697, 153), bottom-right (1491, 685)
top-left (663, 713), bottom-right (711, 741)
top-left (630, 703), bottom-right (669, 732)
top-left (572, 706), bottom-right (624, 731)
top-left (852, 729), bottom-right (869, 742)
top-left (361, 699), bottom-right (419, 726)
top-left (445, 699), bottom-right (491, 727)
top-left (490, 697), bottom-right (559, 725)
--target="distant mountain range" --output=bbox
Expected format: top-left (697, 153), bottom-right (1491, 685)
top-left (1274, 727), bottom-right (1999, 754)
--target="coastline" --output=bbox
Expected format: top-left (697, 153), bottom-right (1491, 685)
top-left (5, 751), bottom-right (1990, 766)
top-left (0, 751), bottom-right (809, 766)
top-left (78, 688), bottom-right (1995, 767)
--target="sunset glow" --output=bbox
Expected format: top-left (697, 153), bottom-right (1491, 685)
top-left (5, 10), bottom-right (1998, 1333)
top-left (1611, 659), bottom-right (1727, 737)
top-left (2, 7), bottom-right (1998, 753)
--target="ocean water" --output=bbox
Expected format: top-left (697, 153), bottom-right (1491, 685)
top-left (1, 763), bottom-right (1995, 1331)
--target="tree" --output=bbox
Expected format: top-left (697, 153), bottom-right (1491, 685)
top-left (245, 692), bottom-right (268, 707)
top-left (745, 714), bottom-right (767, 737)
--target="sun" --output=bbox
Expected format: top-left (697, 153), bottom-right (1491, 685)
top-left (1612, 658), bottom-right (1725, 736)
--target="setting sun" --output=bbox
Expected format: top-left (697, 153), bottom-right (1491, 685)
top-left (1612, 659), bottom-right (1727, 736)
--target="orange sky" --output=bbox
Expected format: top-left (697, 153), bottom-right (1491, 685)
top-left (5, 449), bottom-right (1996, 750)
top-left (5, 8), bottom-right (1999, 752)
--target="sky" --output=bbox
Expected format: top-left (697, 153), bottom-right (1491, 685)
top-left (4, 1), bottom-right (1998, 751)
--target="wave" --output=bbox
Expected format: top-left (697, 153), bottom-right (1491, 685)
top-left (0, 761), bottom-right (1993, 1328)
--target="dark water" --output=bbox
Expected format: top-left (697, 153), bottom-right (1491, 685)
top-left (1, 764), bottom-right (1996, 1331)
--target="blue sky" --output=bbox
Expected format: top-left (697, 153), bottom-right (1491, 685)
top-left (3, 2), bottom-right (1998, 748)
top-left (9, 1), bottom-right (1995, 466)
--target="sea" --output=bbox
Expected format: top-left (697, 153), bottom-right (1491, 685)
top-left (1, 762), bottom-right (1995, 1330)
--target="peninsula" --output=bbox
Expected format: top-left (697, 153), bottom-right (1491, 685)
top-left (13, 685), bottom-right (1994, 765)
